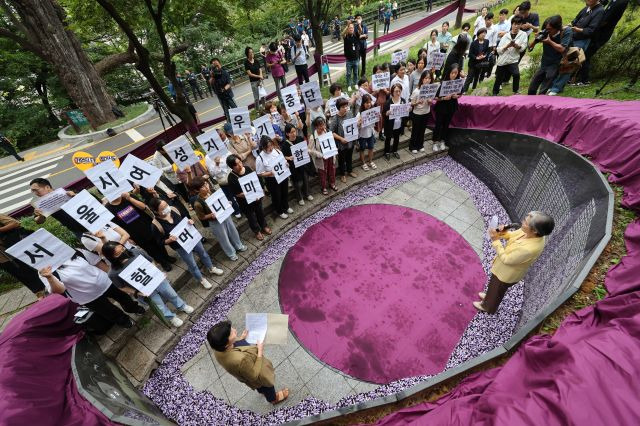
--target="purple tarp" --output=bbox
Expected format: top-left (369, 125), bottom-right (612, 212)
top-left (0, 295), bottom-right (115, 426)
top-left (373, 97), bottom-right (640, 425)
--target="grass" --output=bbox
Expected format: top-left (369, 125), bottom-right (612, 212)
top-left (65, 103), bottom-right (149, 135)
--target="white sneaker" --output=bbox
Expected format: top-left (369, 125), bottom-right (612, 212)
top-left (298, 200), bottom-right (305, 206)
top-left (234, 213), bottom-right (242, 219)
top-left (411, 149), bottom-right (418, 154)
top-left (347, 86), bottom-right (352, 92)
top-left (287, 207), bottom-right (294, 214)
top-left (548, 92), bottom-right (558, 96)
top-left (307, 195), bottom-right (314, 201)
top-left (432, 143), bottom-right (440, 152)
top-left (279, 213), bottom-right (289, 219)
top-left (237, 245), bottom-right (248, 252)
top-left (440, 142), bottom-right (447, 151)
top-left (170, 317), bottom-right (184, 327)
top-left (208, 267), bottom-right (224, 276)
top-left (419, 148), bottom-right (425, 152)
top-left (182, 305), bottom-right (194, 314)
top-left (201, 278), bottom-right (213, 289)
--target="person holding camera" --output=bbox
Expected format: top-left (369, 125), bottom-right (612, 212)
top-left (492, 16), bottom-right (527, 96)
top-left (527, 16), bottom-right (573, 95)
top-left (290, 35), bottom-right (310, 85)
top-left (209, 58), bottom-right (237, 122)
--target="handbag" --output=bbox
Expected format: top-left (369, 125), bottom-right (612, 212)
top-left (258, 84), bottom-right (267, 99)
top-left (559, 47), bottom-right (586, 75)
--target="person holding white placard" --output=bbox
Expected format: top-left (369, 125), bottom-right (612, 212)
top-left (433, 64), bottom-right (463, 152)
top-left (356, 94), bottom-right (378, 171)
top-left (371, 65), bottom-right (390, 142)
top-left (309, 117), bottom-right (337, 195)
top-left (410, 56), bottom-right (426, 94)
top-left (282, 124), bottom-right (313, 205)
top-left (190, 177), bottom-right (247, 261)
top-left (152, 140), bottom-right (189, 203)
top-left (255, 136), bottom-right (292, 220)
top-left (39, 250), bottom-right (144, 330)
top-left (30, 178), bottom-right (83, 237)
top-left (80, 222), bottom-right (130, 267)
top-left (424, 30), bottom-right (441, 61)
top-left (227, 155), bottom-right (272, 241)
top-left (329, 98), bottom-right (358, 184)
top-left (390, 62), bottom-right (411, 103)
top-left (148, 198), bottom-right (222, 289)
top-left (382, 83), bottom-right (408, 160)
top-left (324, 83), bottom-right (355, 118)
top-left (204, 150), bottom-right (241, 218)
top-left (0, 214), bottom-right (44, 295)
top-left (225, 123), bottom-right (258, 171)
top-left (277, 104), bottom-right (304, 139)
top-left (409, 70), bottom-right (435, 153)
top-left (102, 242), bottom-right (194, 328)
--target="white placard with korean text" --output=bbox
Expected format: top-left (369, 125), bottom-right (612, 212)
top-left (169, 217), bottom-right (203, 254)
top-left (360, 107), bottom-right (381, 128)
top-left (389, 103), bottom-right (411, 120)
top-left (163, 136), bottom-right (199, 170)
top-left (119, 154), bottom-right (162, 189)
top-left (280, 85), bottom-right (303, 115)
top-left (418, 83), bottom-right (441, 101)
top-left (439, 78), bottom-right (466, 96)
top-left (197, 129), bottom-right (229, 160)
top-left (84, 160), bottom-right (133, 202)
top-left (316, 132), bottom-right (338, 159)
top-left (371, 72), bottom-right (390, 91)
top-left (118, 254), bottom-right (165, 296)
top-left (391, 49), bottom-right (409, 65)
top-left (427, 52), bottom-right (446, 69)
top-left (291, 141), bottom-right (310, 168)
top-left (60, 189), bottom-right (114, 233)
top-left (34, 188), bottom-right (71, 217)
top-left (342, 117), bottom-right (359, 142)
top-left (238, 172), bottom-right (264, 204)
top-left (272, 155), bottom-right (291, 184)
top-left (300, 81), bottom-right (323, 109)
top-left (5, 228), bottom-right (75, 272)
top-left (253, 114), bottom-right (276, 140)
top-left (229, 107), bottom-right (252, 135)
top-left (205, 189), bottom-right (233, 224)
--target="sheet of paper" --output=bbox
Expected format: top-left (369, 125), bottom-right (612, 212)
top-left (245, 313), bottom-right (268, 344)
top-left (265, 313), bottom-right (289, 345)
top-left (34, 188), bottom-right (71, 217)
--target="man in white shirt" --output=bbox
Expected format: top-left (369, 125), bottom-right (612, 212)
top-left (484, 12), bottom-right (499, 78)
top-left (492, 16), bottom-right (527, 95)
top-left (473, 6), bottom-right (488, 36)
top-left (39, 250), bottom-right (144, 329)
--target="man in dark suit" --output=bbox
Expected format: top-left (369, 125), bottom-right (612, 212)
top-left (577, 0), bottom-right (630, 85)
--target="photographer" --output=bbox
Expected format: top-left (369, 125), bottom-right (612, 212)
top-left (209, 58), bottom-right (237, 122)
top-left (527, 16), bottom-right (573, 95)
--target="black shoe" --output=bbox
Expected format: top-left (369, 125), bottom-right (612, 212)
top-left (167, 256), bottom-right (177, 263)
top-left (379, 133), bottom-right (385, 141)
top-left (161, 263), bottom-right (173, 272)
top-left (18, 157), bottom-right (25, 162)
top-left (118, 317), bottom-right (134, 328)
top-left (393, 152), bottom-right (400, 159)
top-left (384, 153), bottom-right (391, 160)
top-left (135, 305), bottom-right (145, 314)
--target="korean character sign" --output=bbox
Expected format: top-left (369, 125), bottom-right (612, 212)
top-left (229, 107), bottom-right (252, 135)
top-left (342, 117), bottom-right (359, 142)
top-left (371, 72), bottom-right (390, 91)
top-left (118, 255), bottom-right (165, 296)
top-left (119, 154), bottom-right (162, 189)
top-left (427, 52), bottom-right (446, 70)
top-left (169, 217), bottom-right (203, 254)
top-left (389, 103), bottom-right (412, 120)
top-left (238, 172), bottom-right (264, 204)
top-left (204, 189), bottom-right (233, 224)
top-left (439, 78), bottom-right (466, 96)
top-left (280, 85), bottom-right (302, 115)
top-left (5, 228), bottom-right (76, 272)
top-left (163, 136), bottom-right (200, 170)
top-left (60, 189), bottom-right (114, 233)
top-left (327, 98), bottom-right (339, 117)
top-left (317, 132), bottom-right (338, 159)
top-left (253, 114), bottom-right (276, 140)
top-left (272, 155), bottom-right (291, 184)
top-left (291, 141), bottom-right (310, 168)
top-left (418, 83), bottom-right (441, 101)
top-left (196, 129), bottom-right (229, 160)
top-left (360, 107), bottom-right (381, 128)
top-left (300, 81), bottom-right (323, 109)
top-left (84, 159), bottom-right (133, 202)
top-left (391, 49), bottom-right (409, 65)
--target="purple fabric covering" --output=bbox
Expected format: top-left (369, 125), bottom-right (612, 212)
top-left (279, 204), bottom-right (484, 383)
top-left (0, 295), bottom-right (115, 426)
top-left (373, 98), bottom-right (640, 424)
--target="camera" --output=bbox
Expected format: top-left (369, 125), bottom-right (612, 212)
top-left (535, 29), bottom-right (549, 42)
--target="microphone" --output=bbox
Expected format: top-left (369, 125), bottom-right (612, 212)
top-left (496, 223), bottom-right (521, 232)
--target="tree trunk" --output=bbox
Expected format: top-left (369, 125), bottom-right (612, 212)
top-left (12, 0), bottom-right (116, 128)
top-left (34, 65), bottom-right (61, 127)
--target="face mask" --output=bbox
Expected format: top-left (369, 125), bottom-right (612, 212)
top-left (161, 206), bottom-right (172, 216)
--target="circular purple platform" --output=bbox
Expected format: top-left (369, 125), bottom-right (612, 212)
top-left (279, 204), bottom-right (486, 383)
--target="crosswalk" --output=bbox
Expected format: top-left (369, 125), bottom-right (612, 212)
top-left (0, 155), bottom-right (62, 214)
top-left (321, 38), bottom-right (407, 56)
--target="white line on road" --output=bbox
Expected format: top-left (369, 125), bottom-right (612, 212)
top-left (0, 164), bottom-right (58, 190)
top-left (0, 155), bottom-right (62, 181)
top-left (0, 189), bottom-right (33, 205)
top-left (125, 129), bottom-right (144, 142)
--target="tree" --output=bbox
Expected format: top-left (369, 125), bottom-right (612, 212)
top-left (95, 0), bottom-right (199, 137)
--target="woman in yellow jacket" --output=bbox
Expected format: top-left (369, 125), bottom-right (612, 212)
top-left (474, 211), bottom-right (555, 314)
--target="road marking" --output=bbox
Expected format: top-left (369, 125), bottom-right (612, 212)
top-left (0, 164), bottom-right (58, 190)
top-left (0, 155), bottom-right (63, 181)
top-left (125, 128), bottom-right (144, 142)
top-left (0, 200), bottom-right (35, 214)
top-left (0, 189), bottom-right (33, 204)
top-left (0, 145), bottom-right (69, 171)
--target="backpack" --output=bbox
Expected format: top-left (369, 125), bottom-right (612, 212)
top-left (559, 47), bottom-right (586, 75)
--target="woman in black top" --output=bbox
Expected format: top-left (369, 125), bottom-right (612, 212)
top-left (282, 123), bottom-right (312, 205)
top-left (443, 34), bottom-right (469, 79)
top-left (244, 46), bottom-right (265, 112)
top-left (464, 28), bottom-right (490, 92)
top-left (382, 83), bottom-right (409, 160)
top-left (139, 182), bottom-right (190, 219)
top-left (226, 154), bottom-right (272, 241)
top-left (433, 64), bottom-right (463, 152)
top-left (105, 190), bottom-right (174, 271)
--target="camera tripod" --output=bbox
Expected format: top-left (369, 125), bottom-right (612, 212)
top-left (151, 95), bottom-right (178, 131)
top-left (595, 23), bottom-right (640, 97)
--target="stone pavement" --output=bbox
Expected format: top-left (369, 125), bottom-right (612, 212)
top-left (179, 170), bottom-right (486, 413)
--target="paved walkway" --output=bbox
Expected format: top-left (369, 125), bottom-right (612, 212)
top-left (180, 171), bottom-right (485, 413)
